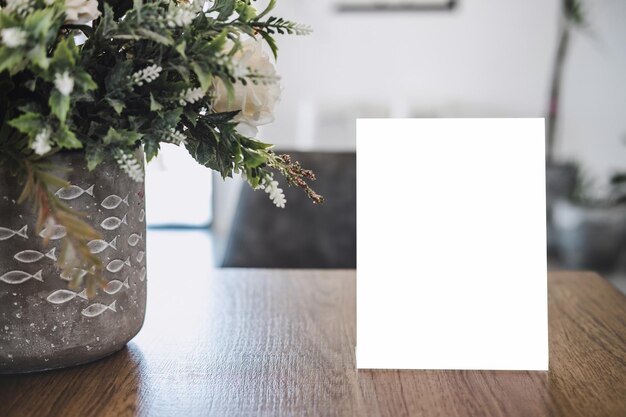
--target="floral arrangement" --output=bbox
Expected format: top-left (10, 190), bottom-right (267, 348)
top-left (0, 0), bottom-right (322, 293)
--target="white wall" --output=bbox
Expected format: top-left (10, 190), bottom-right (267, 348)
top-left (259, 0), bottom-right (625, 188)
top-left (558, 0), bottom-right (626, 188)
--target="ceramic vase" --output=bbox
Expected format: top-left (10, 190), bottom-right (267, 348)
top-left (0, 150), bottom-right (147, 373)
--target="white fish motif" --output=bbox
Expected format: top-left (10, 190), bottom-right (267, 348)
top-left (46, 288), bottom-right (88, 304)
top-left (139, 209), bottom-right (145, 222)
top-left (106, 257), bottom-right (131, 273)
top-left (136, 251), bottom-right (145, 263)
top-left (139, 266), bottom-right (146, 282)
top-left (55, 184), bottom-right (94, 200)
top-left (0, 225), bottom-right (28, 241)
top-left (87, 236), bottom-right (118, 254)
top-left (101, 194), bottom-right (129, 210)
top-left (14, 248), bottom-right (57, 263)
top-left (39, 225), bottom-right (67, 240)
top-left (81, 300), bottom-right (117, 318)
top-left (0, 270), bottom-right (43, 284)
top-left (100, 214), bottom-right (127, 231)
top-left (127, 233), bottom-right (143, 247)
top-left (104, 277), bottom-right (129, 295)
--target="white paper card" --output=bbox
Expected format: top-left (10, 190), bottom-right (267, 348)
top-left (357, 118), bottom-right (548, 370)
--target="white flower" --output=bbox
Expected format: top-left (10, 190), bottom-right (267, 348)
top-left (64, 0), bottom-right (101, 24)
top-left (167, 7), bottom-right (196, 27)
top-left (213, 37), bottom-right (281, 136)
top-left (113, 149), bottom-right (144, 183)
top-left (4, 0), bottom-right (34, 16)
top-left (262, 176), bottom-right (286, 208)
top-left (54, 71), bottom-right (74, 96)
top-left (179, 87), bottom-right (204, 106)
top-left (32, 128), bottom-right (52, 155)
top-left (130, 64), bottom-right (162, 86)
top-left (167, 128), bottom-right (187, 145)
top-left (1, 28), bottom-right (27, 48)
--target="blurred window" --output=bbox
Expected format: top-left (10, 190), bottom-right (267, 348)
top-left (145, 143), bottom-right (212, 227)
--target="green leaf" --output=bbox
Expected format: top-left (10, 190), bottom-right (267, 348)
top-left (0, 12), bottom-right (18, 27)
top-left (175, 40), bottom-right (187, 58)
top-left (258, 31), bottom-right (278, 60)
top-left (103, 126), bottom-right (142, 146)
top-left (212, 0), bottom-right (236, 20)
top-left (133, 0), bottom-right (143, 17)
top-left (103, 127), bottom-right (122, 145)
top-left (26, 45), bottom-right (49, 69)
top-left (144, 140), bottom-right (160, 162)
top-left (55, 124), bottom-right (82, 149)
top-left (106, 98), bottom-right (125, 115)
top-left (191, 62), bottom-right (212, 92)
top-left (105, 61), bottom-right (133, 92)
top-left (149, 93), bottom-right (163, 111)
top-left (24, 78), bottom-right (37, 91)
top-left (74, 69), bottom-right (97, 92)
top-left (235, 3), bottom-right (257, 21)
top-left (239, 135), bottom-right (273, 150)
top-left (49, 90), bottom-right (70, 123)
top-left (243, 149), bottom-right (267, 169)
top-left (8, 112), bottom-right (44, 135)
top-left (100, 4), bottom-right (118, 37)
top-left (255, 0), bottom-right (277, 20)
top-left (51, 38), bottom-right (76, 70)
top-left (183, 108), bottom-right (199, 127)
top-left (23, 8), bottom-right (56, 39)
top-left (208, 29), bottom-right (228, 53)
top-left (135, 28), bottom-right (173, 45)
top-left (85, 145), bottom-right (105, 170)
top-left (203, 110), bottom-right (239, 124)
top-left (161, 108), bottom-right (183, 127)
top-left (0, 47), bottom-right (25, 74)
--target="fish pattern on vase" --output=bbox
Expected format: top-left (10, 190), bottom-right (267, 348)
top-left (0, 152), bottom-right (147, 373)
top-left (0, 225), bottom-right (28, 241)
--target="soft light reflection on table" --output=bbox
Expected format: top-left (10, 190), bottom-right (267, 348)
top-left (140, 229), bottom-right (216, 350)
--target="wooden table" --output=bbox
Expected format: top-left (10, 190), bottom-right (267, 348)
top-left (1, 269), bottom-right (625, 417)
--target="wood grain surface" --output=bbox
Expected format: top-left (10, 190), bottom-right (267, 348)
top-left (0, 269), bottom-right (624, 417)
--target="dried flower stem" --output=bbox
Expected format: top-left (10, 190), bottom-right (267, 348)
top-left (265, 152), bottom-right (324, 204)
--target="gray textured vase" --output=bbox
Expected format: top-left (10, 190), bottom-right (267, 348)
top-left (0, 151), bottom-right (147, 373)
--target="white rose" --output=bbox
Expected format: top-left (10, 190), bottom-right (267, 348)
top-left (213, 37), bottom-right (281, 136)
top-left (63, 0), bottom-right (101, 24)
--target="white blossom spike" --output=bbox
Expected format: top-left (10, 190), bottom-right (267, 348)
top-left (179, 87), bottom-right (204, 106)
top-left (262, 176), bottom-right (286, 208)
top-left (167, 7), bottom-right (196, 28)
top-left (167, 128), bottom-right (187, 145)
top-left (130, 64), bottom-right (162, 86)
top-left (113, 149), bottom-right (144, 182)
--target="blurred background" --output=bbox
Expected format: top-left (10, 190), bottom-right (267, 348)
top-left (146, 0), bottom-right (626, 292)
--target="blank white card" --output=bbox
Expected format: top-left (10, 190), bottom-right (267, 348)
top-left (356, 118), bottom-right (548, 370)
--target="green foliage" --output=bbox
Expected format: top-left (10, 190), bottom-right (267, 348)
top-left (564, 0), bottom-right (585, 25)
top-left (0, 0), bottom-right (322, 292)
